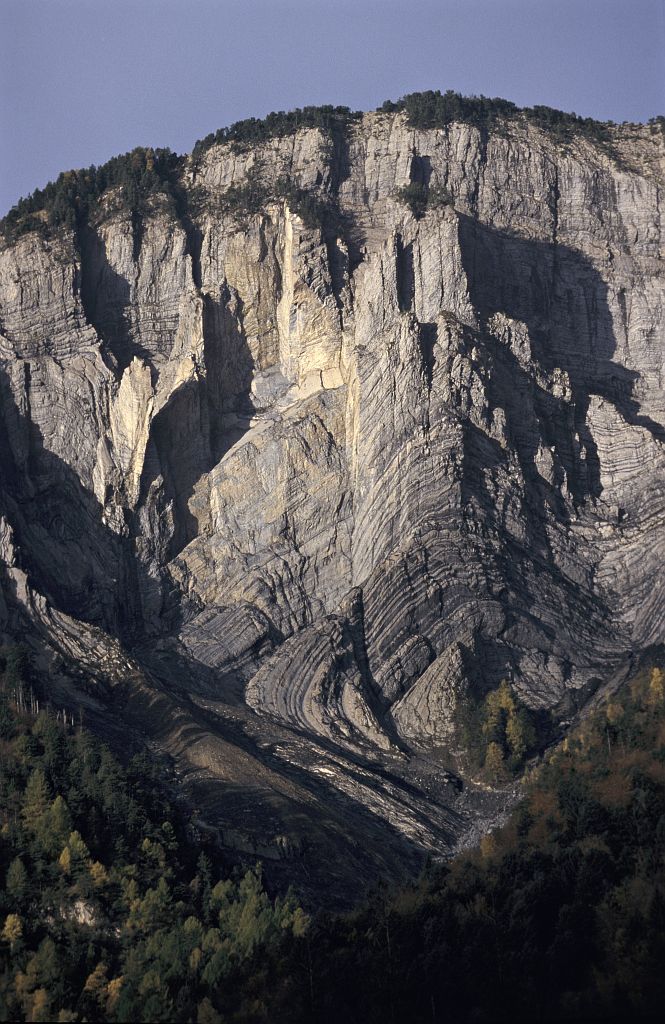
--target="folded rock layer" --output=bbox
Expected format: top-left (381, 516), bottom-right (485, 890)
top-left (1, 109), bottom-right (663, 902)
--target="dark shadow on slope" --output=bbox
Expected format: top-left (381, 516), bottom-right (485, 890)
top-left (136, 283), bottom-right (255, 564)
top-left (457, 215), bottom-right (665, 507)
top-left (78, 221), bottom-right (156, 374)
top-left (0, 366), bottom-right (142, 637)
top-left (396, 235), bottom-right (415, 312)
top-left (328, 120), bottom-right (366, 276)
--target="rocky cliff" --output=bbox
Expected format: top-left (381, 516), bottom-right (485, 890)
top-left (1, 104), bottom-right (664, 901)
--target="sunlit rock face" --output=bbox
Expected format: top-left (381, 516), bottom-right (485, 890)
top-left (0, 111), bottom-right (663, 902)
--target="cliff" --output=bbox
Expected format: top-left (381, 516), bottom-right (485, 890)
top-left (1, 101), bottom-right (664, 900)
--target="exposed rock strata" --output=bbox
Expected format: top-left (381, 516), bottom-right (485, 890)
top-left (1, 111), bottom-right (663, 900)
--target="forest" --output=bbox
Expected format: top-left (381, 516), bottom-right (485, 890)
top-left (0, 647), bottom-right (307, 1023)
top-left (191, 105), bottom-right (362, 156)
top-left (2, 642), bottom-right (664, 1022)
top-left (382, 89), bottom-right (618, 144)
top-left (0, 148), bottom-right (183, 245)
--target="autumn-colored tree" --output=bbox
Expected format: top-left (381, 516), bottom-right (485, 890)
top-left (21, 768), bottom-right (50, 830)
top-left (2, 912), bottom-right (23, 950)
top-left (484, 741), bottom-right (507, 782)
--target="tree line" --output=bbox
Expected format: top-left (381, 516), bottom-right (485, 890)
top-left (3, 90), bottom-right (638, 247)
top-left (1, 148), bottom-right (182, 245)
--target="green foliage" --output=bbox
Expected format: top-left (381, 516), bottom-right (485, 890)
top-left (384, 89), bottom-right (519, 131)
top-left (0, 650), bottom-right (307, 1022)
top-left (218, 181), bottom-right (272, 220)
top-left (382, 89), bottom-right (619, 151)
top-left (218, 173), bottom-right (344, 235)
top-left (1, 148), bottom-right (182, 244)
top-left (648, 115), bottom-right (665, 139)
top-left (2, 641), bottom-right (663, 1021)
top-left (394, 181), bottom-right (454, 219)
top-left (457, 679), bottom-right (538, 778)
top-left (192, 104), bottom-right (362, 157)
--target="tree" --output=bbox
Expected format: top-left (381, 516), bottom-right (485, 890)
top-left (197, 996), bottom-right (223, 1023)
top-left (506, 708), bottom-right (535, 763)
top-left (6, 857), bottom-right (28, 903)
top-left (30, 988), bottom-right (52, 1024)
top-left (2, 912), bottom-right (23, 950)
top-left (37, 795), bottom-right (72, 856)
top-left (22, 768), bottom-right (50, 830)
top-left (484, 741), bottom-right (507, 782)
top-left (648, 668), bottom-right (665, 706)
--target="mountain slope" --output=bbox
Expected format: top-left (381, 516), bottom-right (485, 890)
top-left (0, 94), bottom-right (664, 899)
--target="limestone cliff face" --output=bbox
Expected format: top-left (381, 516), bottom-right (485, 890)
top-left (1, 111), bottom-right (663, 898)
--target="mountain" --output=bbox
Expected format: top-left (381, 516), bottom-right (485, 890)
top-left (1, 93), bottom-right (664, 903)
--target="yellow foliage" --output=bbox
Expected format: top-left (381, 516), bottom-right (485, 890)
top-left (30, 989), bottom-right (51, 1023)
top-left (59, 846), bottom-right (72, 874)
top-left (202, 927), bottom-right (222, 952)
top-left (2, 913), bottom-right (22, 947)
top-left (605, 701), bottom-right (624, 725)
top-left (291, 905), bottom-right (310, 938)
top-left (482, 681), bottom-right (515, 737)
top-left (13, 970), bottom-right (30, 1005)
top-left (526, 788), bottom-right (562, 845)
top-left (83, 962), bottom-right (108, 1000)
top-left (594, 768), bottom-right (632, 809)
top-left (106, 976), bottom-right (123, 1013)
top-left (484, 741), bottom-right (506, 781)
top-left (197, 997), bottom-right (223, 1024)
top-left (184, 915), bottom-right (202, 935)
top-left (648, 667), bottom-right (665, 706)
top-left (189, 947), bottom-right (203, 972)
top-left (480, 833), bottom-right (497, 859)
top-left (89, 861), bottom-right (108, 887)
top-left (139, 969), bottom-right (164, 997)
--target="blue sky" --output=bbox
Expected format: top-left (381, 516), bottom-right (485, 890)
top-left (1, 0), bottom-right (664, 215)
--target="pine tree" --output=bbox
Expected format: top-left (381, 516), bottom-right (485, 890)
top-left (484, 741), bottom-right (507, 782)
top-left (506, 708), bottom-right (535, 764)
top-left (6, 857), bottom-right (28, 902)
top-left (22, 768), bottom-right (50, 830)
top-left (37, 795), bottom-right (72, 856)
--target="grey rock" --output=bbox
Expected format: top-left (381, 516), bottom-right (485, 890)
top-left (0, 111), bottom-right (663, 901)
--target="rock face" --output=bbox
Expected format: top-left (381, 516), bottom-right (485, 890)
top-left (1, 110), bottom-right (664, 902)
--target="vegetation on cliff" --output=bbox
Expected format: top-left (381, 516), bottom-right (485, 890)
top-left (394, 181), bottom-right (454, 219)
top-left (217, 175), bottom-right (345, 235)
top-left (2, 91), bottom-right (644, 245)
top-left (191, 104), bottom-right (362, 157)
top-left (0, 148), bottom-right (183, 245)
top-left (456, 678), bottom-right (539, 781)
top-left (382, 88), bottom-right (621, 146)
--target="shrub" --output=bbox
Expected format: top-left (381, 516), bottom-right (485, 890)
top-left (395, 181), bottom-right (454, 219)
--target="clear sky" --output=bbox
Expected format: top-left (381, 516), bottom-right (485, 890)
top-left (1, 0), bottom-right (664, 215)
